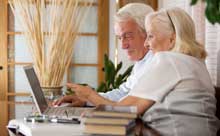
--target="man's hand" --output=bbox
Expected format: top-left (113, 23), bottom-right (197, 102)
top-left (66, 83), bottom-right (95, 100)
top-left (52, 95), bottom-right (86, 107)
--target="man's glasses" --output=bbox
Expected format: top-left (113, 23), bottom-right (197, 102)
top-left (116, 32), bottom-right (135, 41)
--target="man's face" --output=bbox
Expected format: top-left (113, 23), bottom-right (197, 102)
top-left (114, 19), bottom-right (148, 61)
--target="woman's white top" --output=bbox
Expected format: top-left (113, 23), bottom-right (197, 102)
top-left (129, 52), bottom-right (219, 136)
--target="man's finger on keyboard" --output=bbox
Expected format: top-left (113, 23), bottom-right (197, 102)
top-left (52, 99), bottom-right (58, 106)
top-left (52, 98), bottom-right (63, 106)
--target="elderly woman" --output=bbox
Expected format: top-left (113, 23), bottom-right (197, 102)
top-left (67, 7), bottom-right (219, 136)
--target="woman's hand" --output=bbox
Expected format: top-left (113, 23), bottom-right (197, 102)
top-left (66, 83), bottom-right (95, 100)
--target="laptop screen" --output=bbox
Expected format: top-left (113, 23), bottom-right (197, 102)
top-left (23, 65), bottom-right (48, 114)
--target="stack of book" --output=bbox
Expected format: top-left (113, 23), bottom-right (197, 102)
top-left (82, 105), bottom-right (138, 135)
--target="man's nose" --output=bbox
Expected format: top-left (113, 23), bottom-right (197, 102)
top-left (121, 39), bottom-right (129, 49)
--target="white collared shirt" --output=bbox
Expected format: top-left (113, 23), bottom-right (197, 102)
top-left (99, 51), bottom-right (154, 101)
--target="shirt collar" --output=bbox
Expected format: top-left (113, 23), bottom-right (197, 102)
top-left (139, 50), bottom-right (154, 63)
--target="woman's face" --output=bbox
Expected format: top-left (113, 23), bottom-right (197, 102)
top-left (144, 22), bottom-right (174, 54)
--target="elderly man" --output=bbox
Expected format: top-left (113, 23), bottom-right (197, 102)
top-left (53, 3), bottom-right (154, 106)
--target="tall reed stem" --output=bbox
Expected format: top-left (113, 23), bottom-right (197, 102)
top-left (9, 0), bottom-right (92, 87)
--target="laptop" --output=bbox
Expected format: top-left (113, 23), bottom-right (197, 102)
top-left (23, 65), bottom-right (94, 119)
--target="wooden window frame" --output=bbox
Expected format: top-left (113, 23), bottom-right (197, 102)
top-left (0, 0), bottom-right (8, 136)
top-left (0, 0), bottom-right (109, 136)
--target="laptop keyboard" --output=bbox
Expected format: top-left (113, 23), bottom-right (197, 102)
top-left (44, 107), bottom-right (94, 118)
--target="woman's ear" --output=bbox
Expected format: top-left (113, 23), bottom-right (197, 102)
top-left (169, 33), bottom-right (176, 49)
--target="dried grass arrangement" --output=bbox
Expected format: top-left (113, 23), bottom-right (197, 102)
top-left (9, 0), bottom-right (92, 87)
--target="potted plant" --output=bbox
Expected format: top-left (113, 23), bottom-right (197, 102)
top-left (191, 0), bottom-right (220, 24)
top-left (96, 54), bottom-right (133, 93)
top-left (64, 54), bottom-right (133, 95)
top-left (9, 0), bottom-right (92, 99)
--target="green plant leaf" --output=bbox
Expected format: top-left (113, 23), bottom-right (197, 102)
top-left (96, 55), bottom-right (133, 93)
top-left (64, 88), bottom-right (74, 95)
top-left (115, 61), bottom-right (122, 74)
top-left (115, 74), bottom-right (123, 88)
top-left (190, 0), bottom-right (198, 5)
top-left (121, 65), bottom-right (133, 80)
top-left (108, 60), bottom-right (116, 86)
top-left (96, 82), bottom-right (107, 92)
top-left (104, 54), bottom-right (110, 82)
top-left (205, 3), bottom-right (216, 24)
top-left (190, 0), bottom-right (220, 24)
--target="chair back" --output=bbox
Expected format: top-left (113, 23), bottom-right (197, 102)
top-left (215, 87), bottom-right (220, 119)
top-left (215, 87), bottom-right (220, 136)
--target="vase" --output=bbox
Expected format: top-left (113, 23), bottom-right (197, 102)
top-left (41, 86), bottom-right (63, 100)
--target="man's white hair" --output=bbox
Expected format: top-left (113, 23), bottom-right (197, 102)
top-left (115, 3), bottom-right (154, 32)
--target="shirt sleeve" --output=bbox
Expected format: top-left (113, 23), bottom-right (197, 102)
top-left (99, 88), bottom-right (128, 101)
top-left (98, 62), bottom-right (139, 102)
top-left (129, 53), bottom-right (181, 102)
top-left (99, 73), bottom-right (134, 101)
top-left (86, 83), bottom-right (130, 106)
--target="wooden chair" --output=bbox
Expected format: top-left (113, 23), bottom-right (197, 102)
top-left (215, 87), bottom-right (220, 136)
top-left (216, 87), bottom-right (220, 119)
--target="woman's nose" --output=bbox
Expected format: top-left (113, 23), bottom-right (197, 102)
top-left (144, 39), bottom-right (149, 48)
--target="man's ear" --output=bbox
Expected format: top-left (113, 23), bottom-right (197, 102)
top-left (141, 31), bottom-right (147, 39)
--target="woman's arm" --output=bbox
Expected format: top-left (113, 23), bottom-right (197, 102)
top-left (118, 96), bottom-right (155, 114)
top-left (88, 90), bottom-right (155, 114)
top-left (67, 83), bottom-right (154, 115)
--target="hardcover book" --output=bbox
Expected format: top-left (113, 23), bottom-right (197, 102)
top-left (85, 105), bottom-right (137, 119)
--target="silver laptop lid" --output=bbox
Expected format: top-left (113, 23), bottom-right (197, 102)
top-left (23, 65), bottom-right (48, 115)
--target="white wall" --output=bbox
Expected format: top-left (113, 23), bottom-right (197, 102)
top-left (109, 0), bottom-right (116, 63)
top-left (109, 1), bottom-right (134, 73)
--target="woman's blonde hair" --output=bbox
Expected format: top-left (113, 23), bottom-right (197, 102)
top-left (145, 7), bottom-right (207, 60)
